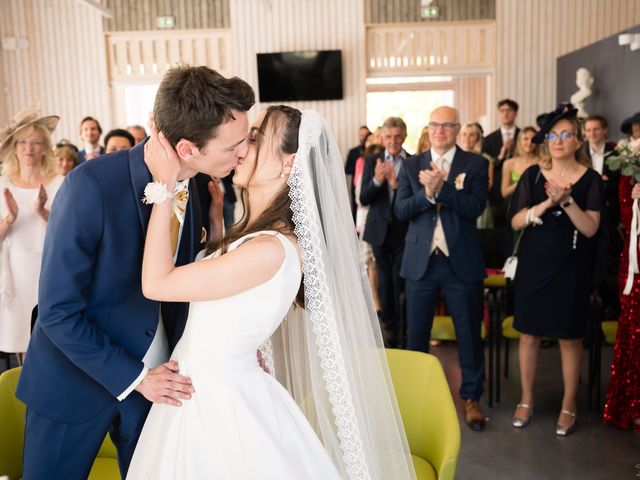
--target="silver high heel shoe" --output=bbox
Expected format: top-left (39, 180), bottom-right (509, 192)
top-left (512, 403), bottom-right (534, 428)
top-left (555, 409), bottom-right (577, 436)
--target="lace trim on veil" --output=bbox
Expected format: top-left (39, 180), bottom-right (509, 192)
top-left (286, 111), bottom-right (370, 480)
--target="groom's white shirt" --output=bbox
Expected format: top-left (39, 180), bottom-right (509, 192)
top-left (117, 179), bottom-right (189, 400)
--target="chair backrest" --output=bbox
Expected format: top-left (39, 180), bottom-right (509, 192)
top-left (0, 367), bottom-right (25, 480)
top-left (386, 349), bottom-right (460, 480)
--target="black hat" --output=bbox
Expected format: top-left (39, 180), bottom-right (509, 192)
top-left (621, 112), bottom-right (640, 135)
top-left (531, 103), bottom-right (579, 144)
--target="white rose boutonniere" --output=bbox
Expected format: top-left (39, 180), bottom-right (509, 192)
top-left (455, 173), bottom-right (466, 190)
top-left (142, 181), bottom-right (173, 205)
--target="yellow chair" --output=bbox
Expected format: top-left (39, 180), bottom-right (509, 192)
top-left (431, 315), bottom-right (487, 341)
top-left (0, 367), bottom-right (120, 480)
top-left (601, 320), bottom-right (618, 345)
top-left (386, 349), bottom-right (460, 480)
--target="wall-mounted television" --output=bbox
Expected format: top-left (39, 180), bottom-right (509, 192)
top-left (256, 50), bottom-right (343, 102)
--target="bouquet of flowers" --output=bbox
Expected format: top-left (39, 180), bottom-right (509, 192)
top-left (606, 138), bottom-right (640, 181)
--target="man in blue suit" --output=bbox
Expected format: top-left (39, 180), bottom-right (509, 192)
top-left (17, 66), bottom-right (255, 478)
top-left (395, 106), bottom-right (488, 431)
top-left (360, 117), bottom-right (410, 347)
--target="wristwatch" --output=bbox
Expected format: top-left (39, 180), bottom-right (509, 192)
top-left (560, 197), bottom-right (573, 208)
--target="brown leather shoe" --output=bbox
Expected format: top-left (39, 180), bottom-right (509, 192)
top-left (464, 400), bottom-right (486, 431)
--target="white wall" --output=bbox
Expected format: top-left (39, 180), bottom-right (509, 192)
top-left (0, 0), bottom-right (111, 146)
top-left (229, 0), bottom-right (368, 158)
top-left (495, 0), bottom-right (640, 128)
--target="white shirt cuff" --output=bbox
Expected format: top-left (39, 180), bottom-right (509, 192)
top-left (117, 366), bottom-right (148, 401)
top-left (372, 177), bottom-right (382, 187)
top-left (426, 193), bottom-right (436, 204)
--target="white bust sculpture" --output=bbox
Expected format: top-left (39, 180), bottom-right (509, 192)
top-left (569, 67), bottom-right (594, 118)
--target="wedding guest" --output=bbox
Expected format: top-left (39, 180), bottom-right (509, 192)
top-left (501, 127), bottom-right (543, 199)
top-left (460, 122), bottom-right (494, 229)
top-left (54, 144), bottom-right (78, 176)
top-left (395, 106), bottom-right (489, 431)
top-left (604, 177), bottom-right (640, 431)
top-left (360, 117), bottom-right (410, 347)
top-left (77, 116), bottom-right (104, 164)
top-left (345, 125), bottom-right (371, 219)
top-left (416, 126), bottom-right (431, 154)
top-left (483, 99), bottom-right (521, 228)
top-left (128, 125), bottom-right (147, 144)
top-left (509, 104), bottom-right (603, 436)
top-left (104, 129), bottom-right (135, 153)
top-left (582, 115), bottom-right (621, 321)
top-left (0, 107), bottom-right (65, 358)
top-left (620, 112), bottom-right (640, 142)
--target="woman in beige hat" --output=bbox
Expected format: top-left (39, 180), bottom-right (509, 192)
top-left (0, 106), bottom-right (64, 360)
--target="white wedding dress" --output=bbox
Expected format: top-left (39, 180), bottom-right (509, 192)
top-left (126, 231), bottom-right (341, 479)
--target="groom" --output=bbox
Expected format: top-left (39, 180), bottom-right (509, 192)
top-left (17, 66), bottom-right (255, 478)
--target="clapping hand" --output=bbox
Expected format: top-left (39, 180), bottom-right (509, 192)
top-left (419, 161), bottom-right (445, 198)
top-left (135, 360), bottom-right (194, 407)
top-left (144, 115), bottom-right (181, 184)
top-left (385, 160), bottom-right (398, 189)
top-left (34, 184), bottom-right (47, 214)
top-left (545, 179), bottom-right (571, 205)
top-left (3, 188), bottom-right (18, 224)
top-left (374, 159), bottom-right (386, 184)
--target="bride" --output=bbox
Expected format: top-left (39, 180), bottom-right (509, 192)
top-left (126, 106), bottom-right (416, 479)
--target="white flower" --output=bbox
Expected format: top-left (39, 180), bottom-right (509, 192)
top-left (455, 173), bottom-right (466, 190)
top-left (142, 181), bottom-right (173, 205)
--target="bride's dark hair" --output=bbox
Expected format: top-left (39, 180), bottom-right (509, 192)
top-left (206, 105), bottom-right (304, 304)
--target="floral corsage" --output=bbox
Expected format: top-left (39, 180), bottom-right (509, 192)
top-left (142, 181), bottom-right (173, 205)
top-left (454, 173), bottom-right (466, 190)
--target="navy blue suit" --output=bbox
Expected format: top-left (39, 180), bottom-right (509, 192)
top-left (360, 151), bottom-right (409, 341)
top-left (394, 147), bottom-right (487, 400)
top-left (17, 140), bottom-right (208, 478)
top-left (76, 146), bottom-right (105, 165)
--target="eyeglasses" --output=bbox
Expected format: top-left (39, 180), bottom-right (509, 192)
top-left (428, 122), bottom-right (460, 130)
top-left (544, 131), bottom-right (575, 142)
top-left (16, 140), bottom-right (45, 148)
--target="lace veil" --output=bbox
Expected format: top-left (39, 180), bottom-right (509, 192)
top-left (264, 110), bottom-right (416, 479)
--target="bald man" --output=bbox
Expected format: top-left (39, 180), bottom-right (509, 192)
top-left (395, 106), bottom-right (489, 431)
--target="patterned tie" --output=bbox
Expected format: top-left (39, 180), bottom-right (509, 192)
top-left (170, 184), bottom-right (189, 258)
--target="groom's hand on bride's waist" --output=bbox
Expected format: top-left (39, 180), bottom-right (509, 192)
top-left (135, 360), bottom-right (194, 406)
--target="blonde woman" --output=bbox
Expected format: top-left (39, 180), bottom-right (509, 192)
top-left (460, 122), bottom-right (494, 228)
top-left (0, 107), bottom-right (64, 357)
top-left (54, 143), bottom-right (78, 176)
top-left (416, 126), bottom-right (431, 154)
top-left (510, 104), bottom-right (603, 436)
top-left (501, 126), bottom-right (543, 199)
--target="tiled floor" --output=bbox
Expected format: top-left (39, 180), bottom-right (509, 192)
top-left (431, 341), bottom-right (640, 480)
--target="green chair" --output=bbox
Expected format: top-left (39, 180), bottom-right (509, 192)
top-left (386, 349), bottom-right (460, 480)
top-left (0, 367), bottom-right (120, 480)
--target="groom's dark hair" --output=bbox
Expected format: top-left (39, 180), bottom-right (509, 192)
top-left (154, 65), bottom-right (255, 149)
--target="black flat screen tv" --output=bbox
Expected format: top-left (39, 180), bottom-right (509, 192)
top-left (256, 50), bottom-right (343, 102)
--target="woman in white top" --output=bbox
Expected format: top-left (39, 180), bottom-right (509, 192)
top-left (0, 107), bottom-right (64, 357)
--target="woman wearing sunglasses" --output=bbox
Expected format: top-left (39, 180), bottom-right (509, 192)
top-left (508, 104), bottom-right (604, 436)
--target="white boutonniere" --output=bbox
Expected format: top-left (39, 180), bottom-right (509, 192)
top-left (142, 181), bottom-right (173, 205)
top-left (455, 173), bottom-right (466, 190)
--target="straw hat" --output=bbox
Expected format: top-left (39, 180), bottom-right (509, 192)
top-left (0, 105), bottom-right (59, 161)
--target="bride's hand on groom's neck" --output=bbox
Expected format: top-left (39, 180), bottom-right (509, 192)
top-left (145, 116), bottom-right (181, 187)
top-left (135, 360), bottom-right (194, 407)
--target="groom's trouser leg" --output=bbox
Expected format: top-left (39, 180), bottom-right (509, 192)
top-left (110, 391), bottom-right (152, 477)
top-left (23, 404), bottom-right (117, 480)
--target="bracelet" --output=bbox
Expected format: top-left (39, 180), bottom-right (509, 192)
top-left (560, 197), bottom-right (573, 209)
top-left (525, 208), bottom-right (543, 227)
top-left (141, 181), bottom-right (173, 205)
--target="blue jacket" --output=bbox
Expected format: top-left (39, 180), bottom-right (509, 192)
top-left (394, 147), bottom-right (488, 283)
top-left (16, 141), bottom-right (207, 424)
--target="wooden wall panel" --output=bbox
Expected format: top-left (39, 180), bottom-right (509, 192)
top-left (495, 0), bottom-right (640, 128)
top-left (229, 0), bottom-right (367, 160)
top-left (103, 0), bottom-right (229, 31)
top-left (365, 0), bottom-right (495, 24)
top-left (0, 0), bottom-right (111, 145)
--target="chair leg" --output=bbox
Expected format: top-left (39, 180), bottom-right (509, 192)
top-left (504, 338), bottom-right (510, 379)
